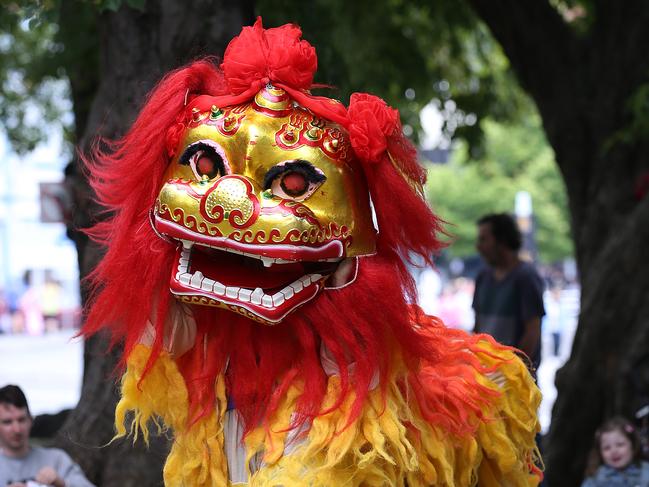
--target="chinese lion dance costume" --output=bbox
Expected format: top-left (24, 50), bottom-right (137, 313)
top-left (83, 19), bottom-right (542, 486)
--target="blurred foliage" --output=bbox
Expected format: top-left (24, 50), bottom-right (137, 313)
top-left (1, 0), bottom-right (574, 264)
top-left (0, 1), bottom-right (98, 155)
top-left (426, 107), bottom-right (573, 263)
top-left (257, 0), bottom-right (530, 153)
top-left (0, 2), bottom-right (67, 153)
top-left (1, 0), bottom-right (533, 155)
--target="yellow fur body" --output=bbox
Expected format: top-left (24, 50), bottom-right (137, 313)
top-left (116, 340), bottom-right (541, 486)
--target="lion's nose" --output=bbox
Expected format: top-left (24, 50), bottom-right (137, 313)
top-left (203, 175), bottom-right (260, 228)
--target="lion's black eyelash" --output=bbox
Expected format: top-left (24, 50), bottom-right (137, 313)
top-left (179, 142), bottom-right (227, 179)
top-left (179, 143), bottom-right (220, 166)
top-left (263, 160), bottom-right (326, 190)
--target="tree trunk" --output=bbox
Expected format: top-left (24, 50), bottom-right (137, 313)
top-left (467, 1), bottom-right (649, 485)
top-left (56, 2), bottom-right (253, 484)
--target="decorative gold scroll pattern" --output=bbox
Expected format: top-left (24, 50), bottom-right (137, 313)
top-left (157, 203), bottom-right (352, 248)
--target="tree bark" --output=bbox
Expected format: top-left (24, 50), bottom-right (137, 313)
top-left (467, 1), bottom-right (649, 485)
top-left (56, 1), bottom-right (253, 484)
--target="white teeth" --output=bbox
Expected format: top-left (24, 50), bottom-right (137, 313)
top-left (177, 241), bottom-right (326, 309)
top-left (201, 278), bottom-right (215, 292)
top-left (189, 271), bottom-right (204, 288)
top-left (251, 288), bottom-right (264, 305)
top-left (179, 273), bottom-right (191, 285)
top-left (213, 282), bottom-right (226, 296)
top-left (178, 272), bottom-right (323, 308)
top-left (258, 255), bottom-right (296, 267)
top-left (299, 275), bottom-right (311, 286)
top-left (238, 288), bottom-right (252, 303)
top-left (178, 247), bottom-right (191, 275)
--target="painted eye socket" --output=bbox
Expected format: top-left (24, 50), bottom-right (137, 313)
top-left (193, 151), bottom-right (220, 179)
top-left (264, 160), bottom-right (326, 201)
top-left (179, 140), bottom-right (229, 181)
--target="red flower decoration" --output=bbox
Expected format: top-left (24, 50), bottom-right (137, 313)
top-left (222, 18), bottom-right (317, 96)
top-left (348, 93), bottom-right (401, 163)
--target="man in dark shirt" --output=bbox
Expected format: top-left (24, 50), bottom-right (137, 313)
top-left (472, 213), bottom-right (545, 372)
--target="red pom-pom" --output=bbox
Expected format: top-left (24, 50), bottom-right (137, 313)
top-left (348, 93), bottom-right (400, 163)
top-left (222, 17), bottom-right (317, 95)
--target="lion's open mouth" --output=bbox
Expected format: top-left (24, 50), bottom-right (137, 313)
top-left (169, 240), bottom-right (347, 323)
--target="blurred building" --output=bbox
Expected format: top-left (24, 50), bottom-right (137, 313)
top-left (0, 134), bottom-right (79, 315)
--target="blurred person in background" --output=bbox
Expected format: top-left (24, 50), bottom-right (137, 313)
top-left (0, 291), bottom-right (11, 334)
top-left (581, 416), bottom-right (649, 486)
top-left (0, 385), bottom-right (94, 487)
top-left (543, 286), bottom-right (564, 357)
top-left (17, 272), bottom-right (43, 336)
top-left (472, 213), bottom-right (545, 374)
top-left (41, 272), bottom-right (62, 333)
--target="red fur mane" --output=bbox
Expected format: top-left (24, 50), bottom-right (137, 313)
top-left (83, 58), bottom-right (494, 439)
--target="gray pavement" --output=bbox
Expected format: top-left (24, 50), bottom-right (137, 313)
top-left (0, 330), bottom-right (83, 415)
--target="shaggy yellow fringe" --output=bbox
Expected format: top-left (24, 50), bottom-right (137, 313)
top-left (117, 342), bottom-right (541, 486)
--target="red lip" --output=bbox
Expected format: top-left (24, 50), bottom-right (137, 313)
top-left (155, 212), bottom-right (345, 261)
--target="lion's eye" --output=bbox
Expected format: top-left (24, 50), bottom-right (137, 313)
top-left (278, 171), bottom-right (309, 197)
top-left (193, 152), bottom-right (220, 179)
top-left (264, 160), bottom-right (326, 201)
top-left (179, 141), bottom-right (229, 181)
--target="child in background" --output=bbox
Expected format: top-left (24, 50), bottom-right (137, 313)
top-left (581, 416), bottom-right (649, 486)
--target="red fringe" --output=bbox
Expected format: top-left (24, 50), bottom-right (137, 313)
top-left (82, 60), bottom-right (229, 374)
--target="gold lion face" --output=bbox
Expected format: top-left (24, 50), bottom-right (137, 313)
top-left (153, 86), bottom-right (376, 324)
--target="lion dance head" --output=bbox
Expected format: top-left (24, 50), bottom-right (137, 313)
top-left (83, 18), bottom-right (541, 487)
